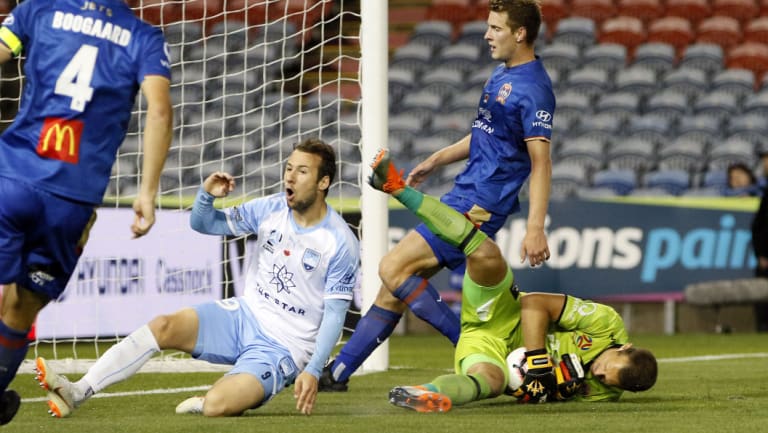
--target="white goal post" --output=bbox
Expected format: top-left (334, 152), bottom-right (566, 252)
top-left (1, 0), bottom-right (389, 374)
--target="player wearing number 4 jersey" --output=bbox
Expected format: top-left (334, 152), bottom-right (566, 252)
top-left (0, 0), bottom-right (172, 425)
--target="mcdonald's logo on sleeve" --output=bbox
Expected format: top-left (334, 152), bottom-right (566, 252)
top-left (36, 117), bottom-right (83, 164)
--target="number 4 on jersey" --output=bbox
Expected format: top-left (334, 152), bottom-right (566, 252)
top-left (55, 44), bottom-right (98, 112)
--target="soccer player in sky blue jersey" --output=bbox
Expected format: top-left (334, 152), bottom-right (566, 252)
top-left (35, 139), bottom-right (360, 418)
top-left (0, 0), bottom-right (172, 423)
top-left (322, 0), bottom-right (556, 391)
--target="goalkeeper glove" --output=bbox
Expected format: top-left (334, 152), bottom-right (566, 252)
top-left (515, 348), bottom-right (556, 404)
top-left (553, 353), bottom-right (586, 401)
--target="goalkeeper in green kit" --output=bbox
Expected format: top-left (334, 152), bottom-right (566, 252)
top-left (368, 149), bottom-right (657, 412)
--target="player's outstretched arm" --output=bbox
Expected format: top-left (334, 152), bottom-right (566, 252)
top-left (131, 75), bottom-right (172, 238)
top-left (406, 134), bottom-right (471, 187)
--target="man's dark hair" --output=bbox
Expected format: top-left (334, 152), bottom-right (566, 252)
top-left (294, 138), bottom-right (336, 196)
top-left (619, 347), bottom-right (658, 392)
top-left (489, 0), bottom-right (542, 44)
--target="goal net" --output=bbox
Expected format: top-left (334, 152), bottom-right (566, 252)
top-left (2, 0), bottom-right (372, 374)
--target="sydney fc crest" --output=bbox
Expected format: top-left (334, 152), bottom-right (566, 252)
top-left (302, 249), bottom-right (321, 271)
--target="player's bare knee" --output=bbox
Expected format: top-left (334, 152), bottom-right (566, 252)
top-left (377, 253), bottom-right (403, 290)
top-left (147, 314), bottom-right (174, 347)
top-left (202, 393), bottom-right (243, 417)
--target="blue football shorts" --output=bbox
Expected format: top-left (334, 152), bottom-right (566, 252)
top-left (414, 193), bottom-right (508, 270)
top-left (192, 297), bottom-right (299, 405)
top-left (0, 176), bottom-right (96, 299)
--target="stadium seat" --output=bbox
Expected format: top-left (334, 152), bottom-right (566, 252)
top-left (676, 114), bottom-right (724, 146)
top-left (701, 169), bottom-right (729, 190)
top-left (566, 67), bottom-right (612, 99)
top-left (661, 67), bottom-right (709, 99)
top-left (465, 64), bottom-right (498, 90)
top-left (557, 136), bottom-right (606, 171)
top-left (711, 0), bottom-right (760, 22)
top-left (726, 113), bottom-right (768, 145)
top-left (614, 66), bottom-right (658, 97)
top-left (595, 91), bottom-right (642, 123)
top-left (696, 16), bottom-right (743, 50)
top-left (389, 43), bottom-right (434, 77)
top-left (163, 21), bottom-right (204, 47)
top-left (179, 0), bottom-right (224, 25)
top-left (682, 186), bottom-right (723, 196)
top-left (646, 17), bottom-right (695, 54)
top-left (679, 43), bottom-right (725, 75)
top-left (388, 114), bottom-right (423, 149)
top-left (550, 163), bottom-right (590, 199)
top-left (744, 17), bottom-right (768, 45)
top-left (575, 186), bottom-right (621, 198)
top-left (710, 69), bottom-right (756, 100)
top-left (632, 42), bottom-right (677, 72)
top-left (664, 0), bottom-right (712, 25)
top-left (133, 0), bottom-right (180, 25)
top-left (570, 0), bottom-right (618, 25)
top-left (552, 17), bottom-right (596, 48)
top-left (598, 16), bottom-right (647, 55)
top-left (437, 43), bottom-right (483, 75)
top-left (556, 90), bottom-right (593, 125)
top-left (539, 42), bottom-right (582, 73)
top-left (448, 89), bottom-right (482, 120)
top-left (410, 20), bottom-right (454, 52)
top-left (388, 68), bottom-right (416, 106)
top-left (420, 68), bottom-right (465, 101)
top-left (726, 42), bottom-right (768, 82)
top-left (582, 43), bottom-right (628, 73)
top-left (592, 169), bottom-right (638, 195)
top-left (606, 137), bottom-right (657, 172)
top-left (457, 20), bottom-right (490, 50)
top-left (743, 89), bottom-right (768, 116)
top-left (643, 169), bottom-right (691, 195)
top-left (426, 0), bottom-right (474, 29)
top-left (624, 114), bottom-right (675, 145)
top-left (693, 91), bottom-right (740, 121)
top-left (397, 90), bottom-right (443, 126)
top-left (389, 6), bottom-right (429, 28)
top-left (707, 137), bottom-right (755, 170)
top-left (411, 136), bottom-right (454, 160)
top-left (645, 89), bottom-right (690, 120)
top-left (658, 137), bottom-right (708, 172)
top-left (574, 113), bottom-right (624, 143)
top-left (208, 20), bottom-right (250, 51)
top-left (616, 0), bottom-right (665, 23)
top-left (429, 112), bottom-right (469, 143)
top-left (540, 0), bottom-right (570, 30)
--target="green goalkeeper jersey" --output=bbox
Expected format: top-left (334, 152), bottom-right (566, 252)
top-left (546, 295), bottom-right (629, 402)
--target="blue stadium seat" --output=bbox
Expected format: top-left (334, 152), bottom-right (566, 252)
top-left (643, 169), bottom-right (691, 195)
top-left (632, 42), bottom-right (677, 73)
top-left (679, 43), bottom-right (724, 74)
top-left (606, 137), bottom-right (657, 172)
top-left (409, 20), bottom-right (453, 51)
top-left (614, 66), bottom-right (658, 97)
top-left (582, 43), bottom-right (628, 73)
top-left (645, 89), bottom-right (689, 120)
top-left (701, 169), bottom-right (728, 191)
top-left (552, 17), bottom-right (597, 48)
top-left (539, 42), bottom-right (582, 74)
top-left (661, 68), bottom-right (709, 100)
top-left (592, 169), bottom-right (637, 195)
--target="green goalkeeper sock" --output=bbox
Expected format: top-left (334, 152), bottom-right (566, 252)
top-left (427, 374), bottom-right (492, 406)
top-left (395, 186), bottom-right (487, 256)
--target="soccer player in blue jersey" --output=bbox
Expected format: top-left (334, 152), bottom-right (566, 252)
top-left (321, 0), bottom-right (555, 391)
top-left (35, 139), bottom-right (361, 418)
top-left (367, 149), bottom-right (657, 412)
top-left (0, 0), bottom-right (172, 424)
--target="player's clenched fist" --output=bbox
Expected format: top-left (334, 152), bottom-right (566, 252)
top-left (554, 353), bottom-right (585, 401)
top-left (203, 172), bottom-right (236, 198)
top-left (516, 349), bottom-right (556, 403)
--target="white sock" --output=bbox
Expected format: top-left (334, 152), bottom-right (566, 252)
top-left (75, 324), bottom-right (160, 401)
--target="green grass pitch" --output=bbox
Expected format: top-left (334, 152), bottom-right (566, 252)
top-left (5, 333), bottom-right (768, 433)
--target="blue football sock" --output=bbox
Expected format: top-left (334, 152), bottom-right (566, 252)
top-left (0, 320), bottom-right (30, 392)
top-left (332, 305), bottom-right (401, 382)
top-left (393, 275), bottom-right (460, 345)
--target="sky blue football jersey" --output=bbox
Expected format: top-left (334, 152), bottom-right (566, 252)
top-left (0, 0), bottom-right (170, 204)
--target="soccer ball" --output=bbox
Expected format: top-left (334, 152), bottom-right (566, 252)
top-left (505, 346), bottom-right (528, 393)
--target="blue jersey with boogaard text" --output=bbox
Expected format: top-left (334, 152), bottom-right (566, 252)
top-left (450, 59), bottom-right (555, 217)
top-left (0, 0), bottom-right (170, 204)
